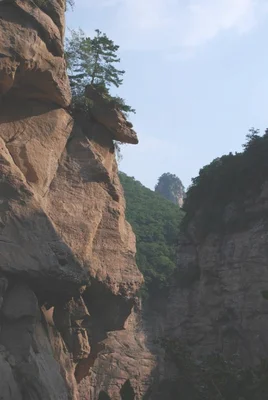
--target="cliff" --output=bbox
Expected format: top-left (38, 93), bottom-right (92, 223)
top-left (5, 2), bottom-right (267, 399)
top-left (149, 135), bottom-right (268, 398)
top-left (0, 2), bottom-right (150, 399)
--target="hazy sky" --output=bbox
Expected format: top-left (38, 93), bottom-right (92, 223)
top-left (66, 0), bottom-right (268, 190)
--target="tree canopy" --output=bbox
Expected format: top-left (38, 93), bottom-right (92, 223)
top-left (119, 172), bottom-right (184, 299)
top-left (66, 29), bottom-right (124, 88)
top-left (182, 128), bottom-right (268, 237)
top-left (65, 29), bottom-right (134, 115)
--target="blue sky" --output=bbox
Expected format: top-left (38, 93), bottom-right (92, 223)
top-left (67, 0), bottom-right (268, 190)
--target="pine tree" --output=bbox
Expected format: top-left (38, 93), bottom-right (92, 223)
top-left (90, 29), bottom-right (125, 87)
top-left (65, 29), bottom-right (135, 116)
top-left (66, 29), bottom-right (125, 89)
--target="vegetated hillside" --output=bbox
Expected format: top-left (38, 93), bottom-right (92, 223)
top-left (155, 172), bottom-right (185, 207)
top-left (182, 128), bottom-right (268, 237)
top-left (119, 172), bottom-right (184, 298)
top-left (154, 128), bottom-right (268, 400)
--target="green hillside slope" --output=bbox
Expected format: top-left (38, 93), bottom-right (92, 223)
top-left (119, 172), bottom-right (184, 298)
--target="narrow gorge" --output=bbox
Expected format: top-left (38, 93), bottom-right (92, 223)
top-left (1, 1), bottom-right (268, 400)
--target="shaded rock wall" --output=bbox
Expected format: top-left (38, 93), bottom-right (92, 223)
top-left (0, 2), bottom-right (151, 399)
top-left (150, 181), bottom-right (268, 399)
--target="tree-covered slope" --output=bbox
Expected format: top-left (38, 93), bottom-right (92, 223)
top-left (119, 172), bottom-right (184, 298)
top-left (183, 129), bottom-right (268, 237)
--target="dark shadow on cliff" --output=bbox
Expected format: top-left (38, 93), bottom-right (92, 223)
top-left (0, 98), bottom-right (66, 124)
top-left (120, 379), bottom-right (135, 400)
top-left (0, 192), bottom-right (136, 391)
top-left (138, 293), bottom-right (171, 400)
top-left (98, 391), bottom-right (112, 400)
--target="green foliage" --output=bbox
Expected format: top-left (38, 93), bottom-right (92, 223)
top-left (66, 0), bottom-right (75, 9)
top-left (160, 338), bottom-right (268, 400)
top-left (119, 173), bottom-right (184, 299)
top-left (66, 29), bottom-right (124, 88)
top-left (183, 128), bottom-right (268, 237)
top-left (65, 29), bottom-right (134, 116)
top-left (109, 96), bottom-right (136, 116)
top-left (155, 172), bottom-right (185, 205)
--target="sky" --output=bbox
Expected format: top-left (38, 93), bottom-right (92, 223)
top-left (66, 0), bottom-right (268, 190)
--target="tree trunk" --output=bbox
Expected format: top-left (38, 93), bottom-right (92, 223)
top-left (91, 48), bottom-right (100, 85)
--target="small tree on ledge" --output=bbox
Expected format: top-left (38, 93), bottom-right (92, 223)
top-left (65, 29), bottom-right (135, 116)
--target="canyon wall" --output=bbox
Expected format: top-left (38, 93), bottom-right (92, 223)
top-left (151, 180), bottom-right (268, 398)
top-left (5, 2), bottom-right (267, 399)
top-left (0, 2), bottom-right (155, 399)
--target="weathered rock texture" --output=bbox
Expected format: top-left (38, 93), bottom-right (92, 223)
top-left (85, 86), bottom-right (138, 145)
top-left (150, 181), bottom-right (268, 398)
top-left (0, 2), bottom-right (152, 399)
top-left (0, 0), bottom-right (70, 106)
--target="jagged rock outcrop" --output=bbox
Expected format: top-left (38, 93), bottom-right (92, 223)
top-left (0, 2), bottom-right (149, 399)
top-left (85, 86), bottom-right (138, 145)
top-left (155, 173), bottom-right (185, 207)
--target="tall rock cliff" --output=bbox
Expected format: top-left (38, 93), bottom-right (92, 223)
top-left (0, 2), bottom-right (150, 399)
top-left (167, 191), bottom-right (268, 364)
top-left (150, 138), bottom-right (268, 398)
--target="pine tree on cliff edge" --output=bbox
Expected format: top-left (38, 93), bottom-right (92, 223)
top-left (66, 29), bottom-right (124, 88)
top-left (65, 29), bottom-right (135, 115)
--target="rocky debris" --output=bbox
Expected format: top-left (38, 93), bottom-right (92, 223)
top-left (85, 85), bottom-right (139, 145)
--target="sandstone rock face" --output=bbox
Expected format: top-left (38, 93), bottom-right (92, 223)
top-left (86, 86), bottom-right (139, 145)
top-left (0, 2), bottom-right (149, 399)
top-left (0, 0), bottom-right (70, 106)
top-left (79, 303), bottom-right (158, 400)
